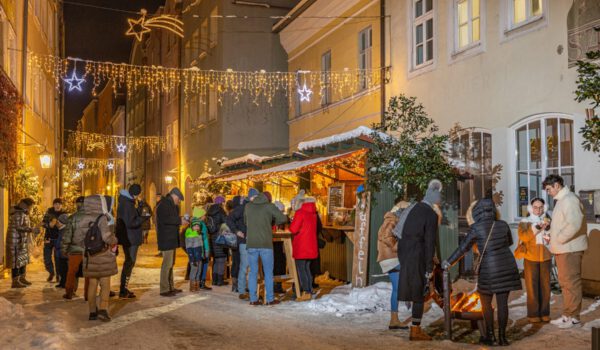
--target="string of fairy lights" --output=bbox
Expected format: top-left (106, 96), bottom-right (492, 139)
top-left (67, 129), bottom-right (166, 155)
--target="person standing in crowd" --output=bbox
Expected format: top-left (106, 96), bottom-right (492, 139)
top-left (54, 214), bottom-right (70, 289)
top-left (444, 198), bottom-right (521, 346)
top-left (139, 194), bottom-right (153, 244)
top-left (227, 192), bottom-right (252, 299)
top-left (62, 196), bottom-right (86, 299)
top-left (6, 198), bottom-right (36, 288)
top-left (289, 197), bottom-right (318, 302)
top-left (156, 188), bottom-right (186, 297)
top-left (518, 198), bottom-right (552, 323)
top-left (207, 196), bottom-right (228, 286)
top-left (42, 198), bottom-right (65, 283)
top-left (154, 193), bottom-right (162, 258)
top-left (244, 191), bottom-right (288, 305)
top-left (116, 184), bottom-right (149, 299)
top-left (397, 180), bottom-right (441, 341)
top-left (185, 217), bottom-right (207, 291)
top-left (377, 196), bottom-right (410, 330)
top-left (543, 175), bottom-right (588, 329)
top-left (77, 195), bottom-right (118, 322)
top-left (225, 199), bottom-right (239, 293)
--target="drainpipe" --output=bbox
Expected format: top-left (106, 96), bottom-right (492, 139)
top-left (380, 0), bottom-right (386, 126)
top-left (20, 0), bottom-right (28, 145)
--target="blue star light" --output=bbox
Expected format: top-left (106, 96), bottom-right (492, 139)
top-left (63, 70), bottom-right (85, 92)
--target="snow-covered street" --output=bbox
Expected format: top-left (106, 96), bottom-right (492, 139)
top-left (0, 233), bottom-right (595, 350)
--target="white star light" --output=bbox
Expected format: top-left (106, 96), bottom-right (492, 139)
top-left (297, 83), bottom-right (312, 102)
top-left (116, 143), bottom-right (127, 153)
top-left (63, 70), bottom-right (85, 92)
top-left (77, 162), bottom-right (85, 169)
top-left (74, 172), bottom-right (80, 178)
top-left (107, 162), bottom-right (114, 170)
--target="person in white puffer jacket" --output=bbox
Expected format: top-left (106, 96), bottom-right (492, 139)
top-left (543, 175), bottom-right (588, 329)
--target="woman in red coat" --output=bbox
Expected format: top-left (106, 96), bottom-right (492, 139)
top-left (289, 197), bottom-right (319, 301)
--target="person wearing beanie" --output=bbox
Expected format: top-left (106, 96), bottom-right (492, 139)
top-left (116, 183), bottom-right (150, 299)
top-left (54, 214), bottom-right (70, 288)
top-left (42, 197), bottom-right (66, 283)
top-left (156, 188), bottom-right (186, 296)
top-left (61, 196), bottom-right (87, 299)
top-left (247, 188), bottom-right (259, 201)
top-left (214, 196), bottom-right (226, 205)
top-left (397, 179), bottom-right (443, 341)
top-left (7, 198), bottom-right (36, 288)
top-left (185, 217), bottom-right (210, 291)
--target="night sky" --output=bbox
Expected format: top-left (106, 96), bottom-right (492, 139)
top-left (63, 0), bottom-right (164, 131)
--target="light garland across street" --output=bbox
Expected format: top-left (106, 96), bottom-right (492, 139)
top-left (65, 157), bottom-right (124, 175)
top-left (67, 130), bottom-right (166, 155)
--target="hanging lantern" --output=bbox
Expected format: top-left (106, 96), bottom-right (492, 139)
top-left (39, 149), bottom-right (52, 169)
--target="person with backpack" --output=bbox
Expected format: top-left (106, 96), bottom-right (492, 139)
top-left (116, 184), bottom-right (149, 299)
top-left (42, 198), bottom-right (66, 283)
top-left (73, 195), bottom-right (118, 322)
top-left (54, 214), bottom-right (70, 289)
top-left (156, 188), bottom-right (186, 297)
top-left (61, 196), bottom-right (86, 299)
top-left (6, 198), bottom-right (36, 288)
top-left (227, 193), bottom-right (251, 299)
top-left (206, 199), bottom-right (228, 286)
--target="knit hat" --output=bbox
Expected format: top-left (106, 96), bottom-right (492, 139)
top-left (423, 179), bottom-right (442, 206)
top-left (128, 184), bottom-right (142, 196)
top-left (356, 185), bottom-right (365, 194)
top-left (214, 195), bottom-right (226, 205)
top-left (193, 207), bottom-right (206, 218)
top-left (264, 191), bottom-right (272, 203)
top-left (170, 187), bottom-right (184, 201)
top-left (247, 188), bottom-right (259, 200)
top-left (58, 214), bottom-right (69, 225)
top-left (191, 217), bottom-right (202, 228)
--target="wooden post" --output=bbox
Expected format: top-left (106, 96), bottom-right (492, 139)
top-left (283, 237), bottom-right (302, 299)
top-left (352, 191), bottom-right (370, 287)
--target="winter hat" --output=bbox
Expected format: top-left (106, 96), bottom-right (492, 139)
top-left (170, 187), bottom-right (184, 201)
top-left (128, 184), bottom-right (142, 196)
top-left (214, 195), bottom-right (226, 205)
top-left (247, 188), bottom-right (259, 200)
top-left (356, 185), bottom-right (365, 194)
top-left (193, 207), bottom-right (206, 218)
top-left (263, 191), bottom-right (272, 203)
top-left (423, 179), bottom-right (442, 206)
top-left (58, 214), bottom-right (69, 225)
top-left (191, 217), bottom-right (202, 228)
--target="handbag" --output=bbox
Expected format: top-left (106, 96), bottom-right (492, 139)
top-left (215, 232), bottom-right (238, 248)
top-left (514, 239), bottom-right (527, 260)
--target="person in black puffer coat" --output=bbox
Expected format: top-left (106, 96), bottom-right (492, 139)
top-left (206, 202), bottom-right (228, 286)
top-left (443, 198), bottom-right (521, 347)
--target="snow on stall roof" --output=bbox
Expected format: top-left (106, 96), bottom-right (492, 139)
top-left (220, 154), bottom-right (267, 167)
top-left (297, 126), bottom-right (387, 151)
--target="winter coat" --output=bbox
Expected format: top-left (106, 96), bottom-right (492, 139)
top-left (289, 202), bottom-right (318, 260)
top-left (244, 193), bottom-right (288, 250)
top-left (226, 196), bottom-right (247, 245)
top-left (377, 211), bottom-right (399, 272)
top-left (207, 204), bottom-right (229, 258)
top-left (5, 206), bottom-right (32, 269)
top-left (76, 195), bottom-right (118, 279)
top-left (397, 202), bottom-right (438, 303)
top-left (447, 199), bottom-right (521, 295)
top-left (116, 190), bottom-right (148, 247)
top-left (548, 187), bottom-right (588, 255)
top-left (61, 209), bottom-right (86, 255)
top-left (140, 202), bottom-right (153, 231)
top-left (43, 207), bottom-right (65, 241)
top-left (156, 195), bottom-right (181, 251)
top-left (517, 205), bottom-right (552, 262)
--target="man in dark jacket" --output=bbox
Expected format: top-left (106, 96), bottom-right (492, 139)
top-left (397, 180), bottom-right (441, 341)
top-left (227, 195), bottom-right (249, 297)
top-left (156, 188), bottom-right (186, 296)
top-left (244, 192), bottom-right (288, 305)
top-left (116, 184), bottom-right (149, 299)
top-left (43, 198), bottom-right (65, 282)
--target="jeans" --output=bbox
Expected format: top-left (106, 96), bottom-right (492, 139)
top-left (200, 258), bottom-right (209, 282)
top-left (120, 245), bottom-right (139, 294)
top-left (43, 243), bottom-right (55, 275)
top-left (160, 249), bottom-right (176, 293)
top-left (388, 264), bottom-right (401, 312)
top-left (295, 259), bottom-right (313, 294)
top-left (524, 259), bottom-right (551, 320)
top-left (187, 247), bottom-right (203, 282)
top-left (56, 257), bottom-right (69, 287)
top-left (238, 244), bottom-right (249, 295)
top-left (248, 248), bottom-right (274, 303)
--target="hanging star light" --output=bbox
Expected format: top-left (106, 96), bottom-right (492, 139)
top-left (63, 70), bottom-right (85, 92)
top-left (74, 172), bottom-right (80, 178)
top-left (77, 161), bottom-right (85, 170)
top-left (116, 143), bottom-right (127, 153)
top-left (297, 83), bottom-right (312, 102)
top-left (107, 162), bottom-right (115, 170)
top-left (126, 9), bottom-right (184, 42)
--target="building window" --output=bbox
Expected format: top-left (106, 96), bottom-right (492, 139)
top-left (321, 51), bottom-right (331, 106)
top-left (208, 88), bottom-right (217, 122)
top-left (210, 7), bottom-right (218, 48)
top-left (358, 27), bottom-right (372, 90)
top-left (455, 0), bottom-right (480, 50)
top-left (509, 0), bottom-right (543, 29)
top-left (515, 116), bottom-right (573, 216)
top-left (450, 130), bottom-right (493, 217)
top-left (412, 0), bottom-right (434, 69)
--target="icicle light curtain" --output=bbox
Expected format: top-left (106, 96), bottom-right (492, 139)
top-left (67, 130), bottom-right (166, 155)
top-left (28, 52), bottom-right (382, 105)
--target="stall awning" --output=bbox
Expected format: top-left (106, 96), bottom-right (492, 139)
top-left (215, 150), bottom-right (364, 183)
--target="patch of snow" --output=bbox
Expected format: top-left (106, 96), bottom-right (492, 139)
top-left (509, 293), bottom-right (527, 306)
top-left (581, 299), bottom-right (600, 316)
top-left (584, 318), bottom-right (600, 330)
top-left (221, 154), bottom-right (266, 167)
top-left (297, 126), bottom-right (388, 151)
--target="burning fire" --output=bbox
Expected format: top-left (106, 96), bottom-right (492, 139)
top-left (451, 291), bottom-right (482, 313)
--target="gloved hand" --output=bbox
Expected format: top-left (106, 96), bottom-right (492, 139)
top-left (441, 260), bottom-right (451, 270)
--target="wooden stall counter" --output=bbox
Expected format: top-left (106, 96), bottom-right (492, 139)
top-left (273, 231), bottom-right (301, 301)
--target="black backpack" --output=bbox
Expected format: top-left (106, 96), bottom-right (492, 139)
top-left (84, 215), bottom-right (107, 257)
top-left (205, 216), bottom-right (219, 234)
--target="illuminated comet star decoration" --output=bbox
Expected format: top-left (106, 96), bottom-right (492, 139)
top-left (126, 9), bottom-right (184, 42)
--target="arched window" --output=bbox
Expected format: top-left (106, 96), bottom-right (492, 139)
top-left (515, 116), bottom-right (574, 216)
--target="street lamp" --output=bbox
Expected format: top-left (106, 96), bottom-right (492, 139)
top-left (164, 175), bottom-right (173, 185)
top-left (39, 149), bottom-right (52, 169)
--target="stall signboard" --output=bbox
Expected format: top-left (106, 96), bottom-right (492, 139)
top-left (327, 183), bottom-right (345, 225)
top-left (352, 191), bottom-right (370, 288)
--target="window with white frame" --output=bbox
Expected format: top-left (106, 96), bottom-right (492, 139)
top-left (358, 27), bottom-right (372, 90)
top-left (321, 51), bottom-right (331, 106)
top-left (412, 0), bottom-right (434, 69)
top-left (515, 116), bottom-right (573, 216)
top-left (455, 0), bottom-right (480, 50)
top-left (510, 0), bottom-right (543, 28)
top-left (210, 7), bottom-right (218, 48)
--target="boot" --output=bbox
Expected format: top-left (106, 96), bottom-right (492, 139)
top-left (389, 312), bottom-right (409, 330)
top-left (219, 275), bottom-right (228, 286)
top-left (19, 276), bottom-right (32, 285)
top-left (480, 329), bottom-right (496, 346)
top-left (97, 309), bottom-right (111, 322)
top-left (232, 277), bottom-right (238, 293)
top-left (297, 292), bottom-right (312, 302)
top-left (409, 325), bottom-right (432, 341)
top-left (189, 280), bottom-right (195, 292)
top-left (200, 281), bottom-right (212, 291)
top-left (47, 272), bottom-right (55, 282)
top-left (11, 278), bottom-right (26, 289)
top-left (498, 328), bottom-right (509, 346)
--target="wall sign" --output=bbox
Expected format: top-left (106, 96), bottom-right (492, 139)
top-left (352, 191), bottom-right (370, 288)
